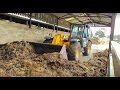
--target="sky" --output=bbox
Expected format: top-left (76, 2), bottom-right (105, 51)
top-left (89, 13), bottom-right (120, 37)
top-left (114, 13), bottom-right (120, 35)
top-left (90, 27), bottom-right (111, 37)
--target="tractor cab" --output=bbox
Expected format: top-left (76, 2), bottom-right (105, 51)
top-left (70, 24), bottom-right (92, 40)
top-left (70, 24), bottom-right (92, 56)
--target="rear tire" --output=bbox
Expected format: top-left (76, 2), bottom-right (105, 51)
top-left (83, 41), bottom-right (92, 56)
top-left (67, 42), bottom-right (81, 61)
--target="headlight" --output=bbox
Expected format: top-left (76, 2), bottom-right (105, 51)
top-left (63, 35), bottom-right (69, 39)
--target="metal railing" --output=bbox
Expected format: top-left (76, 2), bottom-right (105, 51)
top-left (108, 53), bottom-right (115, 77)
top-left (0, 13), bottom-right (70, 31)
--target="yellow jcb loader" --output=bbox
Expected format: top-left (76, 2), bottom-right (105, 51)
top-left (42, 24), bottom-right (92, 60)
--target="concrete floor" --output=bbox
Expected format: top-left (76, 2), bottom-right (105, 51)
top-left (80, 44), bottom-right (109, 62)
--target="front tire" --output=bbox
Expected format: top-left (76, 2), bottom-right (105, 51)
top-left (67, 42), bottom-right (81, 61)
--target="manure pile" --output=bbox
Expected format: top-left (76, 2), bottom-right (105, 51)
top-left (0, 41), bottom-right (108, 77)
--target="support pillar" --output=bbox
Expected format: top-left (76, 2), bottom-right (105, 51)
top-left (56, 18), bottom-right (59, 33)
top-left (10, 16), bottom-right (12, 22)
top-left (108, 13), bottom-right (117, 77)
top-left (109, 13), bottom-right (117, 53)
top-left (29, 13), bottom-right (32, 28)
top-left (53, 24), bottom-right (55, 31)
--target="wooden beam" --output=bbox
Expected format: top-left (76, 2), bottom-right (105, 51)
top-left (29, 13), bottom-right (32, 28)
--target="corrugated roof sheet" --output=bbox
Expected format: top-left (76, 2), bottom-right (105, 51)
top-left (51, 13), bottom-right (112, 26)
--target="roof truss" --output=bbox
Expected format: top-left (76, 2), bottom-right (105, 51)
top-left (51, 13), bottom-right (112, 27)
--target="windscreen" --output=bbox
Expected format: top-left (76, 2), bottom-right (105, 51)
top-left (83, 27), bottom-right (88, 38)
top-left (71, 25), bottom-right (83, 39)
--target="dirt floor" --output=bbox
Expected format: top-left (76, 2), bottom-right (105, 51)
top-left (0, 41), bottom-right (108, 77)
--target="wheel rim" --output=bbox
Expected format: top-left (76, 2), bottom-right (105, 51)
top-left (76, 47), bottom-right (80, 59)
top-left (88, 46), bottom-right (91, 54)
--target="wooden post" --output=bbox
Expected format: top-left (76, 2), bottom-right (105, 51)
top-left (53, 24), bottom-right (55, 31)
top-left (38, 23), bottom-right (41, 30)
top-left (26, 21), bottom-right (28, 25)
top-left (47, 25), bottom-right (48, 29)
top-left (56, 18), bottom-right (59, 33)
top-left (29, 13), bottom-right (32, 28)
top-left (10, 16), bottom-right (12, 22)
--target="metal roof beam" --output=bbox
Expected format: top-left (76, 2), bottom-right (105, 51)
top-left (93, 20), bottom-right (111, 24)
top-left (83, 13), bottom-right (93, 23)
top-left (94, 22), bottom-right (110, 25)
top-left (74, 17), bottom-right (83, 23)
top-left (59, 15), bottom-right (111, 20)
top-left (96, 13), bottom-right (101, 21)
top-left (71, 21), bottom-right (91, 25)
top-left (58, 14), bottom-right (70, 19)
top-left (71, 21), bottom-right (110, 27)
top-left (93, 20), bottom-right (111, 26)
top-left (67, 13), bottom-right (84, 24)
top-left (94, 13), bottom-right (112, 18)
top-left (46, 13), bottom-right (58, 19)
top-left (72, 16), bottom-right (83, 24)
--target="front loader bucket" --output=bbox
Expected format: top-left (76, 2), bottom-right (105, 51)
top-left (29, 42), bottom-right (68, 60)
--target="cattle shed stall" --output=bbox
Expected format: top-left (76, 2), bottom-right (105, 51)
top-left (0, 13), bottom-right (119, 77)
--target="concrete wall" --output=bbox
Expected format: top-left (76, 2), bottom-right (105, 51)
top-left (0, 19), bottom-right (69, 44)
